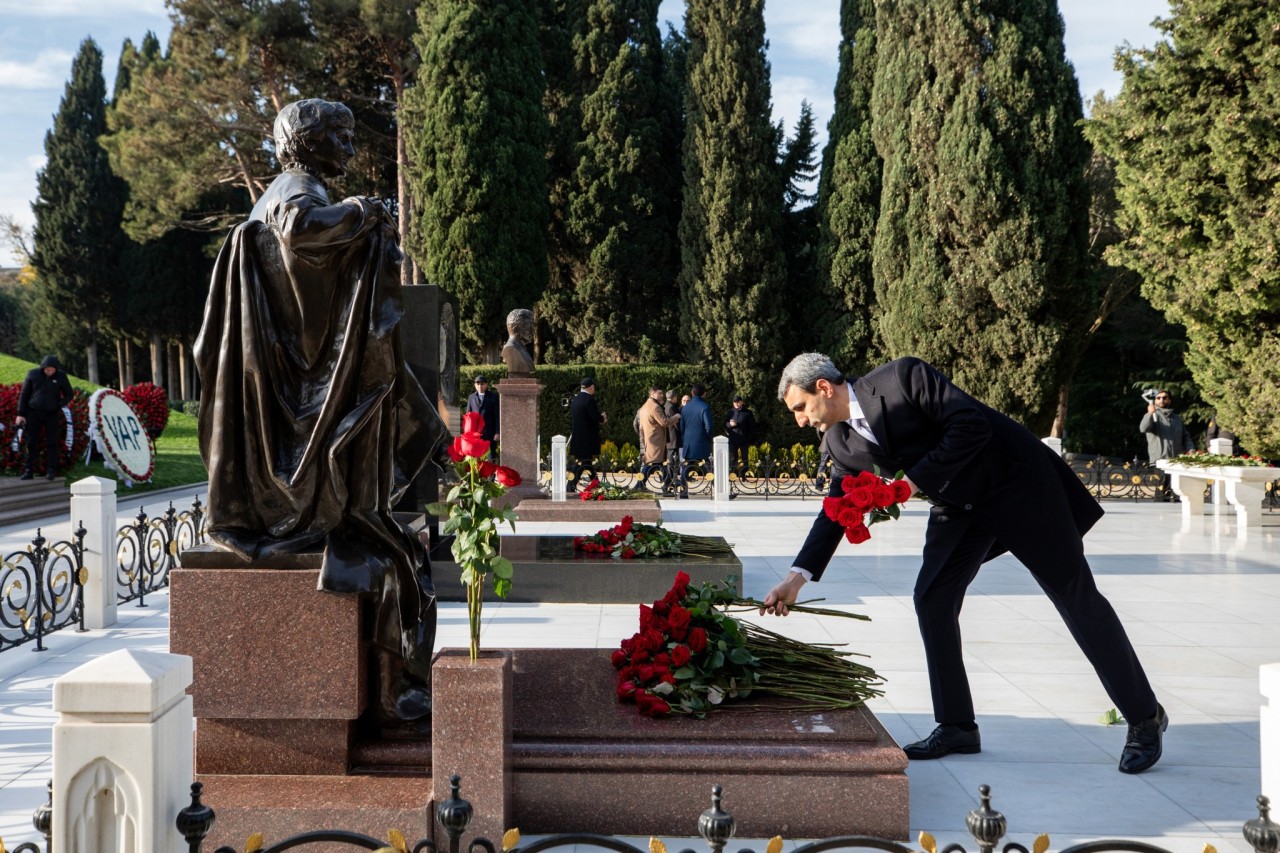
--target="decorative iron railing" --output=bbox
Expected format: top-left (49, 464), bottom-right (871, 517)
top-left (117, 496), bottom-right (206, 607)
top-left (32, 773), bottom-right (1268, 853)
top-left (0, 525), bottom-right (86, 653)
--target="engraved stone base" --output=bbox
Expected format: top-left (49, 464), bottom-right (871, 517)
top-left (514, 497), bottom-right (662, 523)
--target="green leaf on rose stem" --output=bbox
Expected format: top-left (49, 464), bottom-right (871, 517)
top-left (894, 469), bottom-right (906, 480)
top-left (442, 514), bottom-right (464, 535)
top-left (710, 650), bottom-right (724, 669)
top-left (728, 647), bottom-right (754, 665)
top-left (673, 666), bottom-right (695, 679)
top-left (651, 681), bottom-right (674, 696)
top-left (491, 556), bottom-right (514, 580)
top-left (447, 484), bottom-right (465, 502)
top-left (459, 566), bottom-right (478, 586)
top-left (425, 502), bottom-right (453, 517)
top-left (493, 577), bottom-right (511, 598)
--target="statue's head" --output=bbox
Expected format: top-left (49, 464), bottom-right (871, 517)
top-left (506, 309), bottom-right (534, 344)
top-left (274, 99), bottom-right (356, 179)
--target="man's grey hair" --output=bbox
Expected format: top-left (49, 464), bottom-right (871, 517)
top-left (777, 353), bottom-right (845, 402)
top-left (274, 99), bottom-right (354, 168)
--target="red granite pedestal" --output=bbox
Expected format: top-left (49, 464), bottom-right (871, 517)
top-left (514, 498), bottom-right (663, 523)
top-left (172, 551), bottom-right (909, 846)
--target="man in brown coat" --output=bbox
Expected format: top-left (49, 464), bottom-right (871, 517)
top-left (637, 385), bottom-right (679, 488)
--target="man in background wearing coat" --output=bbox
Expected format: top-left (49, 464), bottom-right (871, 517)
top-left (16, 354), bottom-right (74, 480)
top-left (763, 353), bottom-right (1167, 775)
top-left (1139, 389), bottom-right (1194, 501)
top-left (676, 383), bottom-right (714, 499)
top-left (637, 385), bottom-right (680, 492)
top-left (465, 375), bottom-right (500, 458)
top-left (569, 377), bottom-right (606, 491)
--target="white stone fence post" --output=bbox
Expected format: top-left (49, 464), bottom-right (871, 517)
top-left (1041, 437), bottom-right (1063, 457)
top-left (551, 435), bottom-right (567, 501)
top-left (53, 649), bottom-right (194, 852)
top-left (713, 436), bottom-right (730, 502)
top-left (70, 476), bottom-right (118, 630)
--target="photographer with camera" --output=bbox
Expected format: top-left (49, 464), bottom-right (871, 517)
top-left (1139, 388), bottom-right (1194, 501)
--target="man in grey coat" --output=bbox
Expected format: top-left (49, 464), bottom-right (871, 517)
top-left (1140, 389), bottom-right (1194, 501)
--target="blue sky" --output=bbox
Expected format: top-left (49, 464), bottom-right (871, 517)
top-left (0, 0), bottom-right (1170, 267)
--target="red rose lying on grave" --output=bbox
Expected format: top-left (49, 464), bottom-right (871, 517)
top-left (573, 516), bottom-right (732, 559)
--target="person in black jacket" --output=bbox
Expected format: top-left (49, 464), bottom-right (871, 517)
top-left (465, 375), bottom-right (500, 457)
top-left (764, 352), bottom-right (1166, 775)
top-left (724, 395), bottom-right (755, 473)
top-left (568, 377), bottom-right (606, 491)
top-left (16, 355), bottom-right (74, 480)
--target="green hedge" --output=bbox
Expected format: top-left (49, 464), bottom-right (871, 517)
top-left (456, 363), bottom-right (817, 450)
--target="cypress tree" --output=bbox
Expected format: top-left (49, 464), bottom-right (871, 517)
top-left (30, 39), bottom-right (127, 385)
top-left (678, 0), bottom-right (788, 402)
top-left (870, 0), bottom-right (1091, 433)
top-left (405, 0), bottom-right (550, 362)
top-left (1085, 0), bottom-right (1280, 456)
top-left (780, 103), bottom-right (821, 359)
top-left (814, 0), bottom-right (880, 375)
top-left (565, 0), bottom-right (679, 362)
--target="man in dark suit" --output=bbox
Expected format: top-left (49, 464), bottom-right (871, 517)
top-left (465, 375), bottom-right (500, 457)
top-left (676, 383), bottom-right (714, 499)
top-left (763, 353), bottom-right (1166, 774)
top-left (569, 377), bottom-right (606, 491)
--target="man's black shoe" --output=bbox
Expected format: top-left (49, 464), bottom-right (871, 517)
top-left (903, 724), bottom-right (981, 760)
top-left (1118, 704), bottom-right (1167, 774)
top-left (46, 471), bottom-right (57, 481)
top-left (19, 471), bottom-right (33, 480)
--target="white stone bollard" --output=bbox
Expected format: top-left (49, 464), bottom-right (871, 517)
top-left (53, 649), bottom-right (194, 853)
top-left (70, 476), bottom-right (118, 629)
top-left (551, 435), bottom-right (567, 501)
top-left (713, 436), bottom-right (730, 502)
top-left (1262, 663), bottom-right (1280, 804)
top-left (1041, 437), bottom-right (1063, 456)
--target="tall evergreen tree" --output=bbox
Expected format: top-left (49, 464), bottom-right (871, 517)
top-left (405, 0), bottom-right (550, 361)
top-left (537, 0), bottom-right (587, 363)
top-left (1085, 0), bottom-right (1280, 456)
top-left (814, 0), bottom-right (880, 374)
top-left (30, 39), bottom-right (127, 384)
top-left (564, 0), bottom-right (679, 362)
top-left (678, 0), bottom-right (788, 402)
top-left (870, 0), bottom-right (1091, 433)
top-left (779, 103), bottom-right (821, 359)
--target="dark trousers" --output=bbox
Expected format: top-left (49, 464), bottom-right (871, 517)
top-left (570, 457), bottom-right (595, 491)
top-left (728, 440), bottom-right (748, 471)
top-left (914, 517), bottom-right (1157, 726)
top-left (678, 453), bottom-right (707, 495)
top-left (24, 408), bottom-right (65, 475)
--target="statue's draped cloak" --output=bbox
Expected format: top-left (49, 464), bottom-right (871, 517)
top-left (194, 169), bottom-right (445, 680)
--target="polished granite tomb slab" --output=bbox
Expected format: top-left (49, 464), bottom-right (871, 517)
top-left (428, 535), bottom-right (740, 603)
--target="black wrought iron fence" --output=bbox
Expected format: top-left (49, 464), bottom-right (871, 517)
top-left (0, 525), bottom-right (86, 653)
top-left (117, 496), bottom-right (206, 607)
top-left (4, 772), bottom-right (1279, 853)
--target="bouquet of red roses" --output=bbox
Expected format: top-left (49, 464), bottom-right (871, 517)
top-left (612, 571), bottom-right (883, 717)
top-left (579, 478), bottom-right (653, 501)
top-left (574, 516), bottom-right (733, 559)
top-left (823, 470), bottom-right (913, 544)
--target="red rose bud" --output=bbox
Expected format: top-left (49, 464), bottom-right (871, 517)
top-left (459, 433), bottom-right (490, 458)
top-left (823, 495), bottom-right (844, 522)
top-left (611, 649), bottom-right (629, 668)
top-left (622, 547), bottom-right (637, 558)
top-left (462, 411), bottom-right (485, 436)
top-left (446, 442), bottom-right (465, 463)
top-left (670, 644), bottom-right (691, 667)
top-left (856, 470), bottom-right (881, 488)
top-left (687, 626), bottom-right (708, 652)
top-left (637, 663), bottom-right (658, 683)
top-left (672, 570), bottom-right (691, 596)
top-left (845, 522), bottom-right (871, 545)
top-left (667, 605), bottom-right (691, 640)
top-left (639, 604), bottom-right (654, 630)
top-left (841, 474), bottom-right (858, 494)
top-left (495, 465), bottom-right (522, 487)
top-left (478, 460), bottom-right (497, 478)
top-left (619, 665), bottom-right (637, 680)
top-left (653, 652), bottom-right (671, 666)
top-left (617, 680), bottom-right (637, 701)
top-left (891, 479), bottom-right (913, 503)
top-left (848, 486), bottom-right (876, 512)
top-left (837, 506), bottom-right (863, 529)
top-left (873, 484), bottom-right (896, 507)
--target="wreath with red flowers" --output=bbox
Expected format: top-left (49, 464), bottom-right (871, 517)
top-left (89, 389), bottom-right (155, 484)
top-left (122, 381), bottom-right (171, 439)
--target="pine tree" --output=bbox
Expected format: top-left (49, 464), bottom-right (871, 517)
top-left (564, 0), bottom-right (679, 362)
top-left (1085, 0), bottom-right (1280, 456)
top-left (405, 0), bottom-right (550, 361)
top-left (780, 103), bottom-right (821, 360)
top-left (870, 0), bottom-right (1091, 433)
top-left (814, 0), bottom-right (880, 374)
top-left (678, 0), bottom-right (788, 403)
top-left (30, 39), bottom-right (127, 385)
